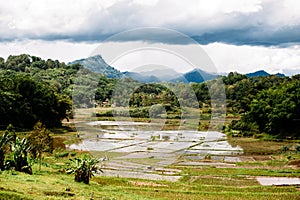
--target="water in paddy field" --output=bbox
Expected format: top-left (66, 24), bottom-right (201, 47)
top-left (256, 177), bottom-right (300, 186)
top-left (67, 121), bottom-right (243, 181)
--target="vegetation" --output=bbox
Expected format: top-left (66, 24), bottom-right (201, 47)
top-left (224, 73), bottom-right (300, 138)
top-left (9, 136), bottom-right (33, 174)
top-left (0, 131), bottom-right (11, 170)
top-left (27, 122), bottom-right (53, 171)
top-left (67, 154), bottom-right (103, 184)
top-left (1, 54), bottom-right (299, 139)
top-left (0, 124), bottom-right (102, 185)
top-left (0, 146), bottom-right (299, 199)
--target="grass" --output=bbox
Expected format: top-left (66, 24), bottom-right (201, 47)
top-left (228, 137), bottom-right (300, 155)
top-left (1, 145), bottom-right (300, 200)
top-left (1, 165), bottom-right (300, 200)
top-left (179, 166), bottom-right (300, 178)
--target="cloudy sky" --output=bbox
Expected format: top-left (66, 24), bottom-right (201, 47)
top-left (0, 0), bottom-right (300, 75)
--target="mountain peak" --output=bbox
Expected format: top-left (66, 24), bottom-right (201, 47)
top-left (69, 55), bottom-right (122, 78)
top-left (246, 70), bottom-right (286, 77)
top-left (246, 70), bottom-right (270, 77)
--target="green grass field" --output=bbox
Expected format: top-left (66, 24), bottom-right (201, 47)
top-left (0, 165), bottom-right (299, 200)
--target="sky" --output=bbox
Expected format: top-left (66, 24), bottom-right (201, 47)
top-left (0, 0), bottom-right (300, 75)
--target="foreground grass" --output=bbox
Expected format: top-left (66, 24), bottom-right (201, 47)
top-left (0, 163), bottom-right (300, 200)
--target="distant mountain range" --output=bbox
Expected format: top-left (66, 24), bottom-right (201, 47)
top-left (123, 68), bottom-right (217, 83)
top-left (171, 68), bottom-right (217, 83)
top-left (246, 70), bottom-right (286, 78)
top-left (122, 71), bottom-right (160, 83)
top-left (70, 55), bottom-right (286, 83)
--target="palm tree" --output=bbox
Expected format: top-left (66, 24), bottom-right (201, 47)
top-left (67, 154), bottom-right (103, 184)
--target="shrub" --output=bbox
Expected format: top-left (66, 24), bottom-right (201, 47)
top-left (55, 152), bottom-right (69, 158)
top-left (295, 145), bottom-right (300, 153)
top-left (281, 146), bottom-right (289, 153)
top-left (67, 154), bottom-right (103, 184)
top-left (0, 131), bottom-right (11, 171)
top-left (10, 137), bottom-right (32, 174)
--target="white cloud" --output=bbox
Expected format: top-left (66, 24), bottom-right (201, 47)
top-left (0, 40), bottom-right (97, 63)
top-left (203, 43), bottom-right (300, 74)
top-left (0, 0), bottom-right (299, 45)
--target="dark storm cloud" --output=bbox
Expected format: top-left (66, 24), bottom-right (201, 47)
top-left (0, 0), bottom-right (300, 47)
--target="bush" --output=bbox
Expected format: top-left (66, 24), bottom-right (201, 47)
top-left (55, 152), bottom-right (69, 158)
top-left (129, 107), bottom-right (149, 118)
top-left (295, 146), bottom-right (300, 153)
top-left (0, 131), bottom-right (11, 171)
top-left (67, 154), bottom-right (103, 184)
top-left (9, 137), bottom-right (32, 174)
top-left (281, 146), bottom-right (289, 153)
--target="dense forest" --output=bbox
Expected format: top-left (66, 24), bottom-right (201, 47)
top-left (0, 54), bottom-right (299, 139)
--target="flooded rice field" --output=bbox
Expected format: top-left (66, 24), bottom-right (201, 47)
top-left (256, 177), bottom-right (300, 186)
top-left (67, 121), bottom-right (243, 180)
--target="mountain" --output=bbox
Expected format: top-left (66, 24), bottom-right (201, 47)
top-left (246, 70), bottom-right (286, 77)
top-left (124, 68), bottom-right (216, 83)
top-left (274, 73), bottom-right (286, 77)
top-left (135, 67), bottom-right (181, 81)
top-left (246, 70), bottom-right (270, 77)
top-left (171, 68), bottom-right (217, 83)
top-left (124, 67), bottom-right (181, 82)
top-left (69, 55), bottom-right (123, 78)
top-left (122, 71), bottom-right (160, 83)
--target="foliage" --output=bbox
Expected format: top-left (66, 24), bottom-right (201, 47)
top-left (281, 146), bottom-right (289, 153)
top-left (0, 55), bottom-right (75, 128)
top-left (0, 125), bottom-right (16, 171)
top-left (67, 154), bottom-right (103, 184)
top-left (296, 146), bottom-right (300, 153)
top-left (0, 72), bottom-right (72, 128)
top-left (0, 131), bottom-right (11, 170)
top-left (27, 122), bottom-right (53, 170)
top-left (222, 73), bottom-right (300, 138)
top-left (9, 137), bottom-right (32, 174)
top-left (229, 78), bottom-right (300, 137)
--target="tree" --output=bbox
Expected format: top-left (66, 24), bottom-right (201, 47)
top-left (232, 79), bottom-right (300, 137)
top-left (0, 72), bottom-right (72, 128)
top-left (67, 154), bottom-right (103, 184)
top-left (0, 57), bottom-right (5, 69)
top-left (27, 122), bottom-right (53, 171)
top-left (5, 54), bottom-right (31, 72)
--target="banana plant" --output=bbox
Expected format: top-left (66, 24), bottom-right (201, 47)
top-left (0, 131), bottom-right (11, 170)
top-left (10, 137), bottom-right (32, 174)
top-left (67, 154), bottom-right (103, 184)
